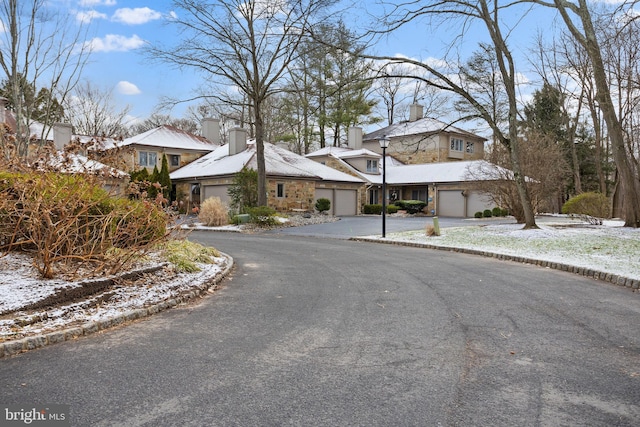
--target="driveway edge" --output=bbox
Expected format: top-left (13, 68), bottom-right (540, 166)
top-left (1, 253), bottom-right (234, 359)
top-left (351, 237), bottom-right (640, 291)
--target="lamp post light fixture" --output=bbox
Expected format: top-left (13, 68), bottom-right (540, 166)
top-left (379, 136), bottom-right (390, 238)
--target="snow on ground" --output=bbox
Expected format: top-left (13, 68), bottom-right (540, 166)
top-left (2, 215), bottom-right (638, 343)
top-left (374, 219), bottom-right (640, 280)
top-left (0, 252), bottom-right (227, 341)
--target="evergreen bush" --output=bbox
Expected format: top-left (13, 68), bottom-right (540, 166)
top-left (394, 200), bottom-right (427, 214)
top-left (363, 204), bottom-right (382, 215)
top-left (561, 192), bottom-right (610, 219)
top-left (483, 209), bottom-right (493, 218)
top-left (315, 198), bottom-right (331, 213)
top-left (247, 205), bottom-right (278, 226)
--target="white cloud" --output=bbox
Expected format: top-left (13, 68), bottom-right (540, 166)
top-left (112, 7), bottom-right (162, 25)
top-left (76, 10), bottom-right (108, 24)
top-left (84, 34), bottom-right (145, 52)
top-left (116, 81), bottom-right (141, 95)
top-left (78, 0), bottom-right (116, 6)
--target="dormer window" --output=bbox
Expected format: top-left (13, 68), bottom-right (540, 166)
top-left (366, 159), bottom-right (378, 173)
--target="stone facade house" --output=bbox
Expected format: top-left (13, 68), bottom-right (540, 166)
top-left (170, 128), bottom-right (365, 215)
top-left (306, 108), bottom-right (502, 217)
top-left (97, 119), bottom-right (222, 174)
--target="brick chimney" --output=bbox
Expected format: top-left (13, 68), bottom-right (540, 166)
top-left (228, 127), bottom-right (247, 155)
top-left (53, 123), bottom-right (73, 152)
top-left (201, 118), bottom-right (220, 145)
top-left (409, 104), bottom-right (424, 122)
top-left (348, 127), bottom-right (363, 150)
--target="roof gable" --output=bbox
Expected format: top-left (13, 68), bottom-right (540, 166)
top-left (364, 117), bottom-right (487, 142)
top-left (117, 125), bottom-right (219, 152)
top-left (170, 141), bottom-right (363, 183)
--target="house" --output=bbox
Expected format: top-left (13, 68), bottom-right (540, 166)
top-left (0, 104), bottom-right (129, 196)
top-left (362, 104), bottom-right (487, 164)
top-left (170, 128), bottom-right (365, 215)
top-left (97, 119), bottom-right (222, 173)
top-left (307, 118), bottom-right (501, 217)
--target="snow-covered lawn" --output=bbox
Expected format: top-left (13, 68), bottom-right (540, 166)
top-left (0, 252), bottom-right (229, 342)
top-left (373, 219), bottom-right (640, 280)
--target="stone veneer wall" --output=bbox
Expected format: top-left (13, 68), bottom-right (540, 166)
top-left (267, 178), bottom-right (316, 212)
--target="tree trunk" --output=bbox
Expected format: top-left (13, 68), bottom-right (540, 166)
top-left (254, 100), bottom-right (267, 207)
top-left (554, 0), bottom-right (640, 226)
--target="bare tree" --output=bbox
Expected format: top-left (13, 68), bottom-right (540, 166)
top-left (531, 0), bottom-right (640, 227)
top-left (0, 0), bottom-right (91, 157)
top-left (64, 81), bottom-right (131, 137)
top-left (367, 1), bottom-right (539, 228)
top-left (148, 0), bottom-right (335, 206)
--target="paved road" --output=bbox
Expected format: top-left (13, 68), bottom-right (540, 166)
top-left (1, 232), bottom-right (639, 426)
top-left (271, 215), bottom-right (542, 239)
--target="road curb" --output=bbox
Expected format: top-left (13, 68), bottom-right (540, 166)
top-left (350, 237), bottom-right (640, 291)
top-left (1, 253), bottom-right (234, 359)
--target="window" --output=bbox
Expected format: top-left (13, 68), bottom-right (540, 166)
top-left (466, 142), bottom-right (474, 153)
top-left (169, 154), bottom-right (180, 167)
top-left (139, 151), bottom-right (157, 167)
top-left (368, 188), bottom-right (379, 205)
top-left (366, 159), bottom-right (378, 173)
top-left (276, 183), bottom-right (285, 198)
top-left (412, 188), bottom-right (428, 203)
top-left (450, 138), bottom-right (464, 152)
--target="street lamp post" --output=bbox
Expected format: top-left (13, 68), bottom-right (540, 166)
top-left (379, 136), bottom-right (390, 238)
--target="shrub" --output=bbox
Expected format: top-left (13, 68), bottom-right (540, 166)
top-left (246, 205), bottom-right (278, 226)
top-left (0, 171), bottom-right (168, 278)
top-left (198, 197), bottom-right (229, 226)
top-left (315, 198), bottom-right (331, 213)
top-left (386, 204), bottom-right (399, 214)
top-left (501, 208), bottom-right (509, 217)
top-left (394, 200), bottom-right (427, 214)
top-left (161, 240), bottom-right (220, 273)
top-left (561, 192), bottom-right (610, 219)
top-left (483, 209), bottom-right (493, 218)
top-left (492, 207), bottom-right (502, 217)
top-left (474, 211), bottom-right (483, 218)
top-left (363, 204), bottom-right (382, 215)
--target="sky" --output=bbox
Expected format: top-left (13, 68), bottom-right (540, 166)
top-left (42, 0), bottom-right (630, 131)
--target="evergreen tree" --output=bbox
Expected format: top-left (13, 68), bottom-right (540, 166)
top-left (159, 154), bottom-right (172, 200)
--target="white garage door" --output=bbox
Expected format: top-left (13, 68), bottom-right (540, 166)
top-left (315, 189), bottom-right (357, 216)
top-left (203, 185), bottom-right (230, 204)
top-left (438, 190), bottom-right (465, 217)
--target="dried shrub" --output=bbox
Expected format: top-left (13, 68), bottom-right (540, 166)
top-left (0, 170), bottom-right (169, 278)
top-left (425, 224), bottom-right (436, 236)
top-left (198, 197), bottom-right (229, 226)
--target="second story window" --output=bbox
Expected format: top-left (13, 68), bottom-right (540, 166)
top-left (139, 151), bottom-right (158, 167)
top-left (366, 159), bottom-right (378, 173)
top-left (451, 138), bottom-right (464, 152)
top-left (169, 154), bottom-right (180, 167)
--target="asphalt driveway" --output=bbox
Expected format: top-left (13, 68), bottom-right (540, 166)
top-left (271, 215), bottom-right (515, 238)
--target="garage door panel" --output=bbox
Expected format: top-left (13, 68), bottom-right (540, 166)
top-left (335, 190), bottom-right (357, 216)
top-left (203, 185), bottom-right (230, 204)
top-left (438, 190), bottom-right (464, 217)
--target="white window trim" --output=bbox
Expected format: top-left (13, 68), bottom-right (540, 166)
top-left (276, 182), bottom-right (285, 198)
top-left (450, 138), bottom-right (464, 152)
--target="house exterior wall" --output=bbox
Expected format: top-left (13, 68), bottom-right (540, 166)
top-left (267, 178), bottom-right (316, 212)
top-left (363, 133), bottom-right (484, 165)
